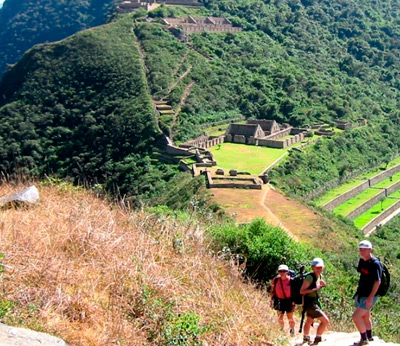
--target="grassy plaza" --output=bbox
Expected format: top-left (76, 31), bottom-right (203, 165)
top-left (209, 142), bottom-right (288, 175)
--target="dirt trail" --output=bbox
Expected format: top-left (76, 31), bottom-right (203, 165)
top-left (291, 330), bottom-right (399, 346)
top-left (210, 183), bottom-right (349, 249)
top-left (167, 65), bottom-right (192, 95)
top-left (170, 81), bottom-right (195, 139)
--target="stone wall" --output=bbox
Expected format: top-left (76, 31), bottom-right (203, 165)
top-left (386, 180), bottom-right (400, 196)
top-left (362, 199), bottom-right (400, 235)
top-left (291, 127), bottom-right (308, 135)
top-left (181, 25), bottom-right (241, 34)
top-left (323, 180), bottom-right (370, 211)
top-left (264, 127), bottom-right (292, 140)
top-left (185, 134), bottom-right (225, 149)
top-left (257, 133), bottom-right (304, 149)
top-left (258, 139), bottom-right (286, 148)
top-left (179, 160), bottom-right (191, 172)
top-left (369, 163), bottom-right (400, 186)
top-left (296, 137), bottom-right (320, 150)
top-left (346, 189), bottom-right (386, 220)
top-left (233, 135), bottom-right (246, 144)
top-left (185, 134), bottom-right (209, 147)
top-left (204, 171), bottom-right (262, 189)
top-left (162, 0), bottom-right (202, 6)
top-left (166, 144), bottom-right (194, 156)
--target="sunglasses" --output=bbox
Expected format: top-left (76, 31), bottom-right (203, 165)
top-left (278, 270), bottom-right (288, 273)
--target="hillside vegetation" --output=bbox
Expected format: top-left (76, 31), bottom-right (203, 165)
top-left (0, 0), bottom-right (114, 76)
top-left (0, 182), bottom-right (288, 346)
top-left (1, 0), bottom-right (400, 204)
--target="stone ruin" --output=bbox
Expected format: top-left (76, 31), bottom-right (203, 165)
top-left (161, 16), bottom-right (242, 35)
top-left (224, 119), bottom-right (308, 149)
top-left (165, 117), bottom-right (367, 189)
top-left (116, 0), bottom-right (202, 13)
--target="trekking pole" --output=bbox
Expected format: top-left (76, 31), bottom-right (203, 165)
top-left (299, 303), bottom-right (305, 333)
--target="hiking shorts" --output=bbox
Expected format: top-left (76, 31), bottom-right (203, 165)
top-left (274, 298), bottom-right (295, 313)
top-left (354, 295), bottom-right (378, 311)
top-left (305, 304), bottom-right (324, 319)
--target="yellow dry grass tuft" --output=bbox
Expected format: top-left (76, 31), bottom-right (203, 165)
top-left (0, 183), bottom-right (283, 346)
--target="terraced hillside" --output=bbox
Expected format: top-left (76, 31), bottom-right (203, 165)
top-left (315, 158), bottom-right (400, 234)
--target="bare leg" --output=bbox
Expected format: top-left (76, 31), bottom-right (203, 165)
top-left (316, 312), bottom-right (329, 336)
top-left (303, 316), bottom-right (314, 336)
top-left (362, 310), bottom-right (372, 331)
top-left (352, 307), bottom-right (369, 333)
top-left (287, 312), bottom-right (295, 329)
top-left (277, 311), bottom-right (285, 329)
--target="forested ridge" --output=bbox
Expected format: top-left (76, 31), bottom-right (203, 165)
top-left (0, 0), bottom-right (114, 76)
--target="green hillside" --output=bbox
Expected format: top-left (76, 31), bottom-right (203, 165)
top-left (0, 0), bottom-right (400, 202)
top-left (0, 0), bottom-right (400, 342)
top-left (0, 0), bottom-right (114, 76)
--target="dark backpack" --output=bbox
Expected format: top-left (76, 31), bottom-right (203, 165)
top-left (290, 272), bottom-right (317, 305)
top-left (376, 258), bottom-right (390, 297)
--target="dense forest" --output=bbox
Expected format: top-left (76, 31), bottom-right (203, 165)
top-left (0, 0), bottom-right (114, 76)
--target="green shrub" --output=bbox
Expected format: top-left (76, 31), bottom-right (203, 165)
top-left (209, 218), bottom-right (311, 282)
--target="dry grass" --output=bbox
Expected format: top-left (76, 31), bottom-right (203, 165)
top-left (0, 182), bottom-right (283, 346)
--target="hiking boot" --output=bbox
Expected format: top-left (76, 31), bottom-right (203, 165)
top-left (353, 340), bottom-right (369, 346)
top-left (290, 328), bottom-right (295, 337)
top-left (368, 337), bottom-right (374, 342)
top-left (303, 335), bottom-right (311, 344)
top-left (311, 336), bottom-right (322, 345)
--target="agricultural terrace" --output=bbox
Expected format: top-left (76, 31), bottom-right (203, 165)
top-left (209, 143), bottom-right (288, 175)
top-left (333, 188), bottom-right (383, 216)
top-left (315, 156), bottom-right (400, 206)
top-left (354, 192), bottom-right (400, 229)
top-left (373, 170), bottom-right (400, 188)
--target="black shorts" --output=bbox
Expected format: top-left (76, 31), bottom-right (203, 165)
top-left (274, 298), bottom-right (294, 313)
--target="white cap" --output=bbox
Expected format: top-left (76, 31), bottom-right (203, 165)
top-left (278, 264), bottom-right (289, 272)
top-left (311, 258), bottom-right (324, 267)
top-left (359, 240), bottom-right (373, 249)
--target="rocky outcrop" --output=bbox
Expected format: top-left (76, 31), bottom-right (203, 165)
top-left (0, 323), bottom-right (68, 346)
top-left (0, 185), bottom-right (39, 207)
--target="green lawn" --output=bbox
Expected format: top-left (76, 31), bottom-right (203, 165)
top-left (390, 190), bottom-right (400, 199)
top-left (373, 171), bottom-right (400, 188)
top-left (353, 197), bottom-right (400, 229)
top-left (315, 179), bottom-right (368, 206)
top-left (209, 143), bottom-right (288, 175)
top-left (333, 188), bottom-right (383, 216)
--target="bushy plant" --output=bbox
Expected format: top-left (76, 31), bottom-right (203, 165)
top-left (209, 218), bottom-right (311, 282)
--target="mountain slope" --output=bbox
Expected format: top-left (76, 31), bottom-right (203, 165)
top-left (0, 0), bottom-right (114, 76)
top-left (0, 16), bottom-right (173, 203)
top-left (0, 183), bottom-right (283, 345)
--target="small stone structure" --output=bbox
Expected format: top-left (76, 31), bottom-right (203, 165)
top-left (247, 119), bottom-right (280, 135)
top-left (162, 16), bottom-right (242, 35)
top-left (116, 0), bottom-right (202, 12)
top-left (335, 118), bottom-right (367, 130)
top-left (204, 171), bottom-right (262, 190)
top-left (116, 0), bottom-right (159, 12)
top-left (224, 119), bottom-right (307, 149)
